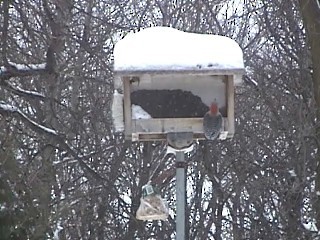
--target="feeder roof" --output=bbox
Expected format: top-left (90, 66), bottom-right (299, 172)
top-left (114, 27), bottom-right (244, 74)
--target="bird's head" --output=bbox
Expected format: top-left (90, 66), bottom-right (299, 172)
top-left (210, 102), bottom-right (219, 115)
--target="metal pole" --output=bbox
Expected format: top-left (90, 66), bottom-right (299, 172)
top-left (176, 151), bottom-right (185, 240)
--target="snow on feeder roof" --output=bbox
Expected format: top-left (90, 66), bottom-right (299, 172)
top-left (114, 27), bottom-right (244, 82)
top-left (112, 27), bottom-right (245, 141)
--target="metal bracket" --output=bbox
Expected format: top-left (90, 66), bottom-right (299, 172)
top-left (176, 161), bottom-right (187, 168)
top-left (167, 132), bottom-right (193, 150)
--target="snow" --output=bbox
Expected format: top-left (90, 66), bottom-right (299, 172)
top-left (303, 221), bottom-right (318, 232)
top-left (288, 169), bottom-right (297, 177)
top-left (114, 27), bottom-right (244, 72)
top-left (132, 104), bottom-right (152, 119)
top-left (248, 78), bottom-right (258, 86)
top-left (166, 143), bottom-right (194, 154)
top-left (5, 82), bottom-right (45, 98)
top-left (21, 111), bottom-right (58, 135)
top-left (8, 62), bottom-right (46, 71)
top-left (0, 102), bottom-right (57, 135)
top-left (53, 219), bottom-right (63, 240)
top-left (0, 102), bottom-right (17, 112)
top-left (14, 86), bottom-right (45, 97)
top-left (0, 204), bottom-right (6, 211)
top-left (0, 62), bottom-right (46, 75)
top-left (0, 66), bottom-right (6, 73)
top-left (213, 175), bottom-right (220, 183)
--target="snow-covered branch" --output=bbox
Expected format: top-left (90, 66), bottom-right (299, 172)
top-left (8, 62), bottom-right (46, 71)
top-left (1, 80), bottom-right (45, 100)
top-left (0, 101), bottom-right (114, 185)
top-left (243, 75), bottom-right (259, 88)
top-left (0, 101), bottom-right (57, 135)
top-left (0, 62), bottom-right (47, 80)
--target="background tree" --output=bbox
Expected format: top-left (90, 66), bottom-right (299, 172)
top-left (298, 0), bottom-right (320, 231)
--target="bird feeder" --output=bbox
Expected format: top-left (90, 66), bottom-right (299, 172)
top-left (112, 27), bottom-right (244, 141)
top-left (136, 183), bottom-right (169, 221)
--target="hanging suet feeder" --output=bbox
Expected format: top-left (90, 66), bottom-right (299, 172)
top-left (136, 183), bottom-right (169, 221)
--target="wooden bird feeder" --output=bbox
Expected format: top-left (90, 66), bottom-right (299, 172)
top-left (112, 27), bottom-right (244, 142)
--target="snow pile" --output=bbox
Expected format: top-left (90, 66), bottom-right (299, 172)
top-left (114, 27), bottom-right (244, 72)
top-left (111, 90), bottom-right (124, 132)
top-left (111, 92), bottom-right (152, 132)
top-left (132, 104), bottom-right (152, 119)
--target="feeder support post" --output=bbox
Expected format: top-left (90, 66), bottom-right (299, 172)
top-left (176, 151), bottom-right (185, 240)
top-left (167, 132), bottom-right (192, 240)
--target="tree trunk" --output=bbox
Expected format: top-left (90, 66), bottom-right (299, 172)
top-left (298, 0), bottom-right (320, 230)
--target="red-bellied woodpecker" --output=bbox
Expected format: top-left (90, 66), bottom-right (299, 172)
top-left (203, 102), bottom-right (222, 140)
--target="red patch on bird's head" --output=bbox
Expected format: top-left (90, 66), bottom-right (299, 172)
top-left (210, 102), bottom-right (218, 114)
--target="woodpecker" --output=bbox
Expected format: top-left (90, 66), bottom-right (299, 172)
top-left (203, 102), bottom-right (222, 140)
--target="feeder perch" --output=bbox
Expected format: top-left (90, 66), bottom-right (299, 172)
top-left (112, 27), bottom-right (244, 141)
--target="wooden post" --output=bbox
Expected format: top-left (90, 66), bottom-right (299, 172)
top-left (123, 77), bottom-right (132, 140)
top-left (227, 75), bottom-right (235, 138)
